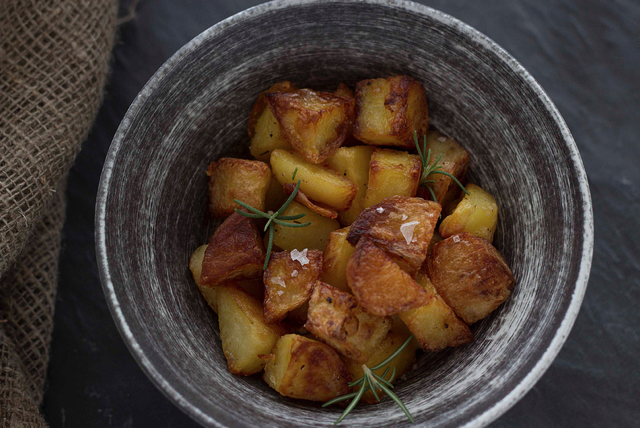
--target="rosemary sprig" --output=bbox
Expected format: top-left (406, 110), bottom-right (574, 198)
top-left (414, 131), bottom-right (469, 203)
top-left (322, 334), bottom-right (415, 425)
top-left (234, 178), bottom-right (310, 269)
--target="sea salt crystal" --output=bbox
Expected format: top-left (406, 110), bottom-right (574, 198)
top-left (438, 137), bottom-right (446, 142)
top-left (290, 248), bottom-right (309, 266)
top-left (401, 214), bottom-right (407, 220)
top-left (376, 207), bottom-right (384, 213)
top-left (277, 290), bottom-right (284, 296)
top-left (291, 270), bottom-right (299, 277)
top-left (400, 221), bottom-right (420, 245)
top-left (453, 235), bottom-right (461, 243)
top-left (273, 277), bottom-right (286, 288)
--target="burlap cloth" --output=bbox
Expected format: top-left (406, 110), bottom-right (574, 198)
top-left (0, 1), bottom-right (118, 426)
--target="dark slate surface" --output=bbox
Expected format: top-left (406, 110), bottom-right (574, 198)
top-left (42, 0), bottom-right (639, 427)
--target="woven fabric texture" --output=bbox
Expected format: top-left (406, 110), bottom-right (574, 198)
top-left (0, 0), bottom-right (117, 426)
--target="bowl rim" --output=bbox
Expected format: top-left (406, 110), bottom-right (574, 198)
top-left (95, 0), bottom-right (594, 427)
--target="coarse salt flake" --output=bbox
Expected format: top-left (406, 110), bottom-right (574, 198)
top-left (291, 270), bottom-right (299, 277)
top-left (401, 214), bottom-right (408, 220)
top-left (272, 277), bottom-right (286, 288)
top-left (290, 248), bottom-right (309, 266)
top-left (453, 235), bottom-right (461, 243)
top-left (400, 221), bottom-right (420, 245)
top-left (376, 207), bottom-right (384, 213)
top-left (277, 290), bottom-right (284, 296)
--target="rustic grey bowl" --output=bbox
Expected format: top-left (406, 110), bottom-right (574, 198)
top-left (96, 1), bottom-right (593, 427)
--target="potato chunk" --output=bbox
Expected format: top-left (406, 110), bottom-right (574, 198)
top-left (419, 131), bottom-right (470, 213)
top-left (207, 158), bottom-right (271, 217)
top-left (305, 282), bottom-right (391, 363)
top-left (264, 174), bottom-right (289, 212)
top-left (333, 83), bottom-right (358, 146)
top-left (345, 318), bottom-right (419, 403)
top-left (271, 202), bottom-right (340, 252)
top-left (263, 250), bottom-right (323, 323)
top-left (347, 196), bottom-right (441, 275)
top-left (439, 184), bottom-right (498, 243)
top-left (399, 271), bottom-right (473, 351)
top-left (267, 89), bottom-right (355, 163)
top-left (353, 75), bottom-right (428, 148)
top-left (321, 227), bottom-right (354, 293)
top-left (200, 212), bottom-right (265, 286)
top-left (364, 149), bottom-right (421, 208)
top-left (190, 244), bottom-right (220, 313)
top-left (270, 149), bottom-right (357, 211)
top-left (248, 81), bottom-right (297, 162)
top-left (264, 334), bottom-right (351, 401)
top-left (325, 146), bottom-right (375, 225)
top-left (346, 238), bottom-right (430, 315)
top-left (283, 183), bottom-right (338, 219)
top-left (427, 233), bottom-right (515, 324)
top-left (217, 286), bottom-right (287, 375)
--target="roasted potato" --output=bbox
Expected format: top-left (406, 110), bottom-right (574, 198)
top-left (270, 149), bottom-right (358, 211)
top-left (347, 196), bottom-right (441, 275)
top-left (321, 227), bottom-right (354, 293)
top-left (263, 250), bottom-right (323, 323)
top-left (263, 334), bottom-right (351, 401)
top-left (283, 183), bottom-right (338, 219)
top-left (207, 158), bottom-right (271, 217)
top-left (399, 271), bottom-right (473, 351)
top-left (200, 212), bottom-right (265, 286)
top-left (346, 238), bottom-right (430, 316)
top-left (266, 89), bottom-right (355, 163)
top-left (439, 183), bottom-right (498, 243)
top-left (305, 282), bottom-right (392, 363)
top-left (427, 231), bottom-right (443, 256)
top-left (189, 244), bottom-right (220, 313)
top-left (248, 81), bottom-right (297, 162)
top-left (427, 233), bottom-right (515, 324)
top-left (333, 83), bottom-right (358, 146)
top-left (271, 202), bottom-right (340, 252)
top-left (353, 75), bottom-right (428, 148)
top-left (364, 149), bottom-right (421, 208)
top-left (217, 286), bottom-right (287, 375)
top-left (345, 317), bottom-right (419, 403)
top-left (418, 131), bottom-right (470, 213)
top-left (325, 146), bottom-right (375, 225)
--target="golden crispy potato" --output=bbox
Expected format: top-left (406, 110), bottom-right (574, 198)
top-left (207, 158), bottom-right (271, 217)
top-left (263, 250), bottom-right (323, 323)
top-left (264, 174), bottom-right (289, 212)
top-left (399, 271), bottom-right (473, 351)
top-left (353, 75), bottom-right (428, 148)
top-left (334, 83), bottom-right (354, 100)
top-left (427, 233), bottom-right (515, 324)
top-left (364, 149), bottom-right (421, 208)
top-left (266, 89), bottom-right (355, 163)
top-left (248, 81), bottom-right (297, 162)
top-left (283, 183), bottom-right (338, 219)
top-left (263, 334), bottom-right (351, 401)
top-left (321, 227), bottom-right (354, 293)
top-left (333, 83), bottom-right (358, 147)
top-left (347, 196), bottom-right (441, 275)
top-left (190, 244), bottom-right (221, 313)
top-left (427, 231), bottom-right (443, 256)
top-left (217, 286), bottom-right (287, 375)
top-left (418, 131), bottom-right (470, 213)
top-left (346, 238), bottom-right (430, 315)
top-left (439, 183), bottom-right (498, 243)
top-left (305, 282), bottom-right (392, 363)
top-left (345, 317), bottom-right (419, 403)
top-left (325, 146), bottom-right (375, 225)
top-left (271, 202), bottom-right (340, 252)
top-left (270, 149), bottom-right (358, 211)
top-left (200, 212), bottom-right (265, 286)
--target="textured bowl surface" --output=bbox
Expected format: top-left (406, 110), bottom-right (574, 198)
top-left (96, 1), bottom-right (593, 427)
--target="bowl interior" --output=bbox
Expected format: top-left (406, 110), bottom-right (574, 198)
top-left (97, 1), bottom-right (591, 427)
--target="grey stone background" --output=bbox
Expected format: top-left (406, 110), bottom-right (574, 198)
top-left (42, 0), bottom-right (639, 426)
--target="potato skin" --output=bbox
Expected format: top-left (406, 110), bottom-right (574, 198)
top-left (439, 183), bottom-right (498, 243)
top-left (263, 250), bottom-right (323, 323)
top-left (283, 182), bottom-right (338, 219)
top-left (305, 281), bottom-right (392, 363)
top-left (267, 89), bottom-right (355, 164)
top-left (200, 212), bottom-right (265, 286)
top-left (399, 271), bottom-right (473, 351)
top-left (364, 148), bottom-right (421, 208)
top-left (346, 238), bottom-right (430, 316)
top-left (427, 233), bottom-right (515, 324)
top-left (347, 196), bottom-right (441, 275)
top-left (207, 158), bottom-right (271, 217)
top-left (264, 334), bottom-right (351, 401)
top-left (353, 75), bottom-right (429, 148)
